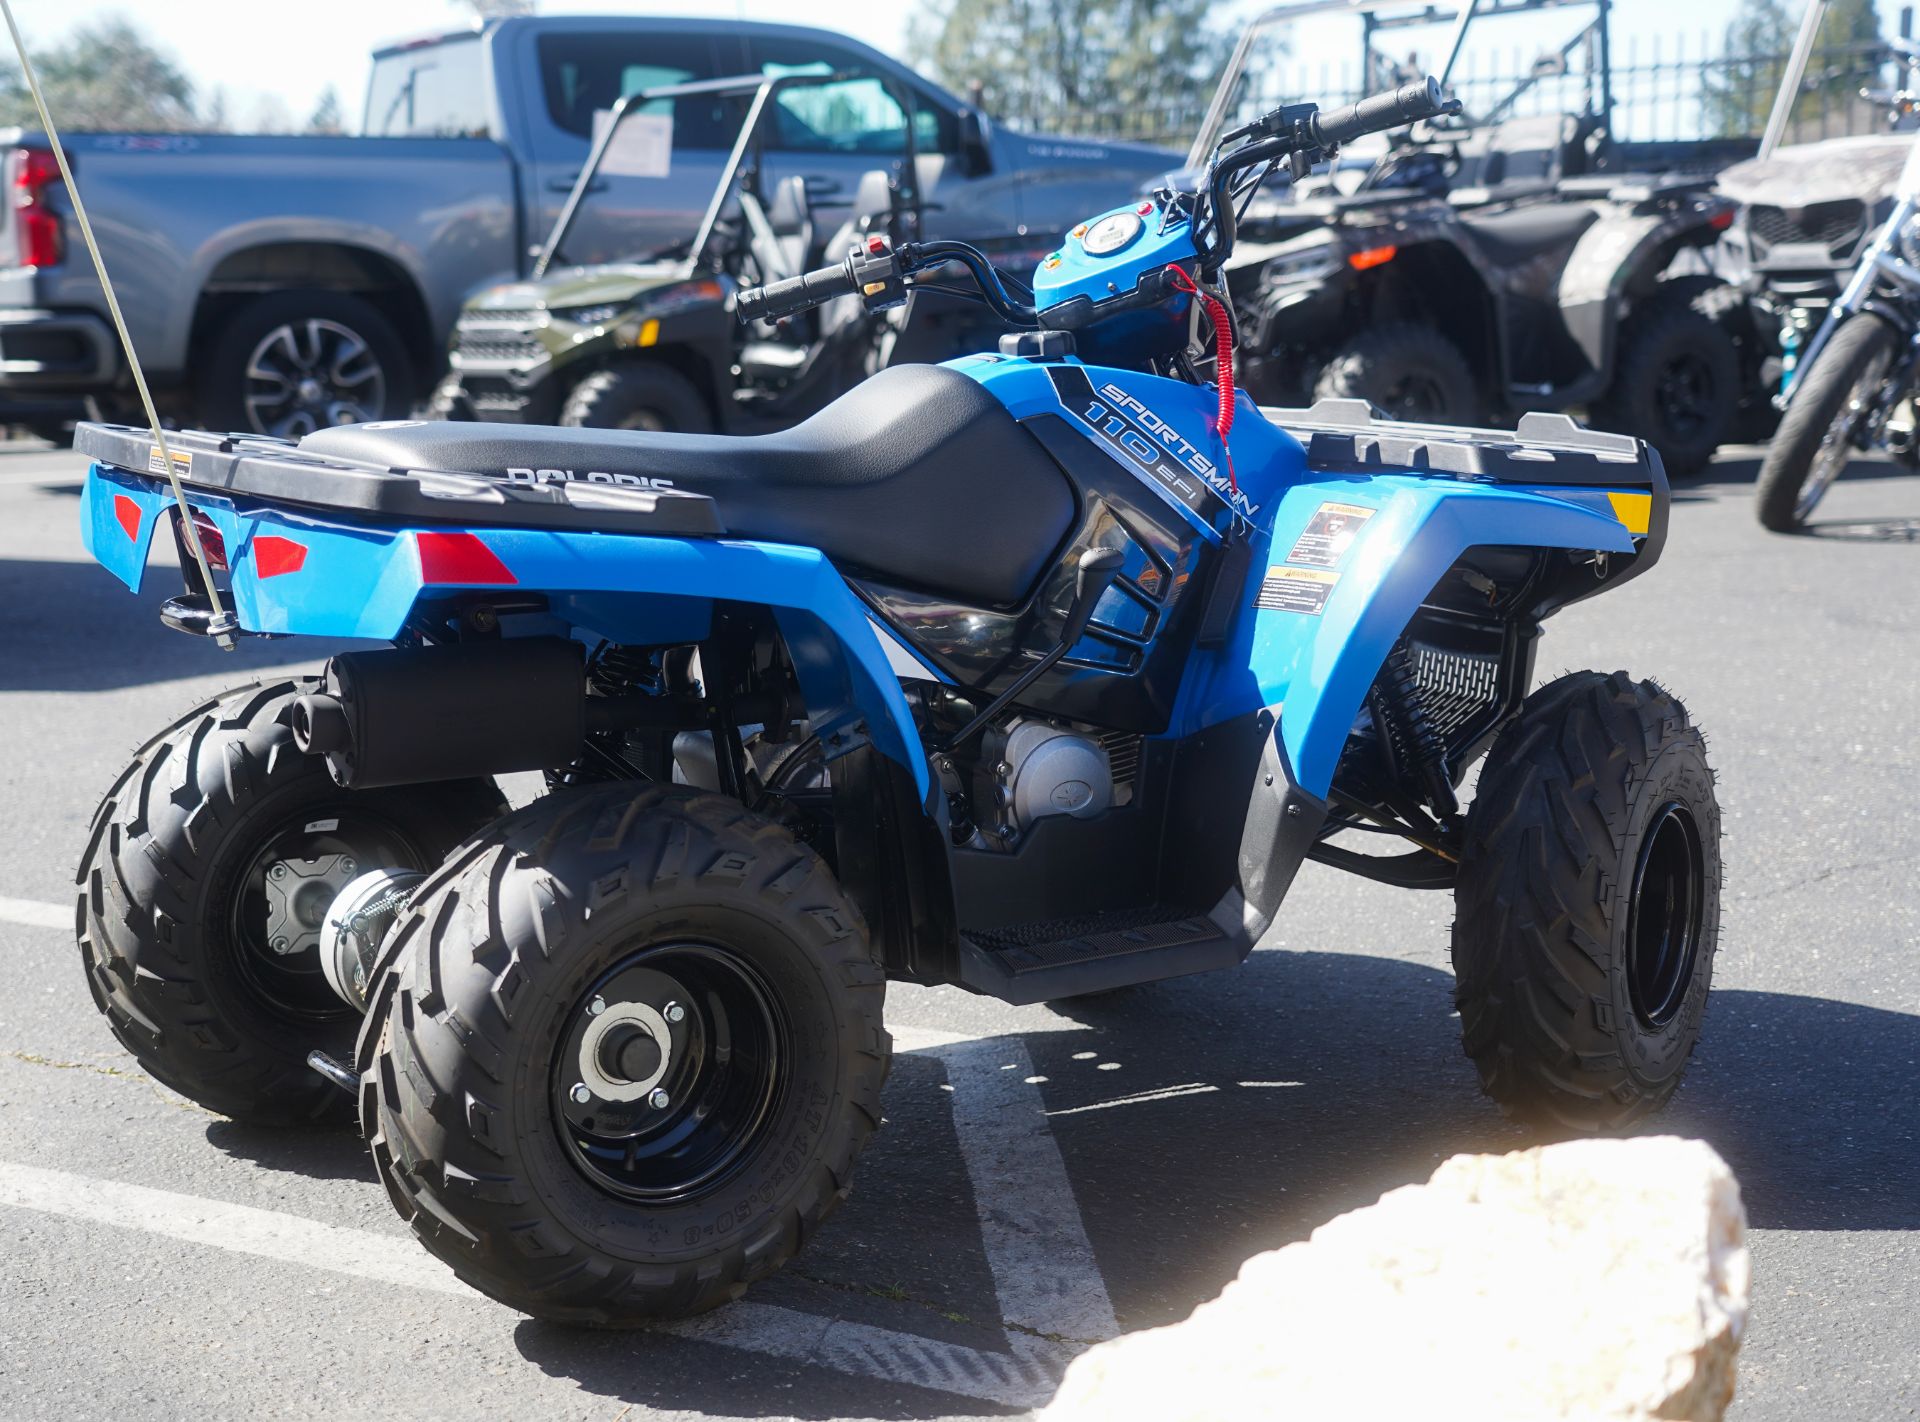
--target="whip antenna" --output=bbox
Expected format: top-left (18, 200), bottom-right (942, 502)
top-left (0, 0), bottom-right (235, 647)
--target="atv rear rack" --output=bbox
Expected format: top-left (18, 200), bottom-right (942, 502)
top-left (1263, 398), bottom-right (1667, 490)
top-left (74, 422), bottom-right (724, 537)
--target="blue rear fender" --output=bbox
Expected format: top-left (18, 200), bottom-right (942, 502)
top-left (78, 462), bottom-right (932, 803)
top-left (1173, 473), bottom-right (1642, 798)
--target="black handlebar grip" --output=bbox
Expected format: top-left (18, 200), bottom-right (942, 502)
top-left (1311, 76), bottom-right (1446, 147)
top-left (736, 259), bottom-right (860, 323)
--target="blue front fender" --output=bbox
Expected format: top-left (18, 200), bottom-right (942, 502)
top-left (1175, 474), bottom-right (1640, 797)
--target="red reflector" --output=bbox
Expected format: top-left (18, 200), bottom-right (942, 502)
top-left (13, 147), bottom-right (66, 268)
top-left (189, 510), bottom-right (229, 572)
top-left (416, 530), bottom-right (516, 585)
top-left (252, 534), bottom-right (307, 578)
top-left (112, 493), bottom-right (141, 541)
top-left (1710, 209), bottom-right (1735, 231)
top-left (1348, 244), bottom-right (1398, 271)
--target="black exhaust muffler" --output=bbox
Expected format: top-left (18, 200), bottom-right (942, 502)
top-left (292, 639), bottom-right (587, 789)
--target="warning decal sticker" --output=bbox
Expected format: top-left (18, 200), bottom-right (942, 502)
top-left (1254, 566), bottom-right (1339, 616)
top-left (147, 446), bottom-right (193, 481)
top-left (1285, 501), bottom-right (1375, 568)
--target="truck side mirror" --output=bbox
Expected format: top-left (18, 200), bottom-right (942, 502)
top-left (958, 107), bottom-right (993, 178)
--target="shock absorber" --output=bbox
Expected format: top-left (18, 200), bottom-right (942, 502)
top-left (1367, 640), bottom-right (1459, 821)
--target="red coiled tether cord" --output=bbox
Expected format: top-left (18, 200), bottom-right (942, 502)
top-left (1164, 264), bottom-right (1237, 496)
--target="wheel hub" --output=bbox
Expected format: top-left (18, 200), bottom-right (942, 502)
top-left (262, 853), bottom-right (359, 957)
top-left (1625, 802), bottom-right (1705, 1030)
top-left (554, 945), bottom-right (785, 1203)
top-left (243, 318), bottom-right (387, 438)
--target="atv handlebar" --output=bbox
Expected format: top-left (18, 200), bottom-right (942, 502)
top-left (737, 237), bottom-right (911, 325)
top-left (1310, 77), bottom-right (1451, 147)
top-left (736, 261), bottom-right (860, 323)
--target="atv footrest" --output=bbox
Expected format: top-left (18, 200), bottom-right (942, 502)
top-left (960, 906), bottom-right (1244, 1005)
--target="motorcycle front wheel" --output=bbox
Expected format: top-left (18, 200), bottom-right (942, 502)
top-left (1755, 312), bottom-right (1899, 532)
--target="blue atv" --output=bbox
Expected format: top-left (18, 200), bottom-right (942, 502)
top-left (74, 77), bottom-right (1720, 1325)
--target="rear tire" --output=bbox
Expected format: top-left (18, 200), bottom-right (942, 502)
top-left (201, 289), bottom-right (417, 437)
top-left (1451, 671), bottom-right (1721, 1134)
top-left (561, 364), bottom-right (714, 432)
top-left (358, 784), bottom-right (888, 1324)
top-left (1312, 322), bottom-right (1482, 425)
top-left (1755, 312), bottom-right (1898, 532)
top-left (1592, 280), bottom-right (1740, 476)
top-left (76, 681), bottom-right (507, 1124)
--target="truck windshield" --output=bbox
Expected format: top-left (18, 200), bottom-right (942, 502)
top-left (366, 36), bottom-right (492, 138)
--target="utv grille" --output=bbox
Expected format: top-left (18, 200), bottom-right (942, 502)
top-left (1749, 200), bottom-right (1866, 257)
top-left (1097, 730), bottom-right (1143, 788)
top-left (1409, 643), bottom-right (1502, 744)
top-left (453, 330), bottom-right (545, 365)
top-left (466, 307), bottom-right (545, 325)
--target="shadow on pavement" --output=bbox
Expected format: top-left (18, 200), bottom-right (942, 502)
top-left (504, 948), bottom-right (1920, 1417)
top-left (203, 1116), bottom-right (369, 1183)
top-left (0, 557), bottom-right (348, 692)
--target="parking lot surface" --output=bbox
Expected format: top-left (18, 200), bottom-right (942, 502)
top-left (0, 438), bottom-right (1915, 1419)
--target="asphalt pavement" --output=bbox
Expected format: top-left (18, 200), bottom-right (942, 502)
top-left (0, 436), bottom-right (1914, 1420)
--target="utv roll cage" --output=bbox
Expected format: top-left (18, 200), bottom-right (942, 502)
top-left (1189, 0), bottom-right (1622, 171)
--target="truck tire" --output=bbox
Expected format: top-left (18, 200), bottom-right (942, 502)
top-left (77, 680), bottom-right (507, 1124)
top-left (561, 364), bottom-right (713, 432)
top-left (1592, 281), bottom-right (1739, 476)
top-left (201, 289), bottom-right (417, 438)
top-left (1312, 322), bottom-right (1482, 425)
top-left (1754, 313), bottom-right (1898, 532)
top-left (1670, 276), bottom-right (1777, 443)
top-left (358, 783), bottom-right (888, 1324)
top-left (1451, 670), bottom-right (1720, 1134)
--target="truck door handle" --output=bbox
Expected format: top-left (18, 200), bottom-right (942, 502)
top-left (548, 174), bottom-right (609, 194)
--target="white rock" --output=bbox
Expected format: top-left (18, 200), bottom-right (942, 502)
top-left (1040, 1136), bottom-right (1748, 1422)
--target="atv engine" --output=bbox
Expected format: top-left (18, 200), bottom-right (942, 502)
top-left (955, 717), bottom-right (1123, 850)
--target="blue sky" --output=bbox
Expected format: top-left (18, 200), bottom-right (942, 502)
top-left (0, 0), bottom-right (1820, 132)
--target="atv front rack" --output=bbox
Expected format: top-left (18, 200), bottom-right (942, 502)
top-left (1262, 398), bottom-right (1667, 490)
top-left (74, 422), bottom-right (724, 537)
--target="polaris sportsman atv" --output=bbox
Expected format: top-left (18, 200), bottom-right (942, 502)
top-left (1207, 0), bottom-right (1746, 474)
top-left (74, 75), bottom-right (1721, 1327)
top-left (433, 71), bottom-right (930, 433)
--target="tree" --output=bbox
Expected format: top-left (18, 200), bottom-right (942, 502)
top-left (0, 18), bottom-right (198, 131)
top-left (1706, 0), bottom-right (1884, 137)
top-left (308, 85), bottom-right (345, 135)
top-left (908, 0), bottom-right (1230, 140)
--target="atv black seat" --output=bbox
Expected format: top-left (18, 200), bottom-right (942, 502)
top-left (1457, 203), bottom-right (1598, 267)
top-left (301, 363), bottom-right (1076, 607)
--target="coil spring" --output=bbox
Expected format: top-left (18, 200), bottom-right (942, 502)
top-left (1368, 640), bottom-right (1459, 820)
top-left (587, 643), bottom-right (660, 698)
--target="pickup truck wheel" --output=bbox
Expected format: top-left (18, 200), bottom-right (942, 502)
top-left (1312, 323), bottom-right (1482, 425)
top-left (357, 783), bottom-right (887, 1324)
top-left (76, 679), bottom-right (507, 1124)
top-left (561, 364), bottom-right (714, 433)
top-left (202, 289), bottom-right (416, 437)
top-left (1592, 281), bottom-right (1740, 476)
top-left (1451, 671), bottom-right (1721, 1135)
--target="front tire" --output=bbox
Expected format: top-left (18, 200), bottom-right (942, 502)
top-left (1451, 671), bottom-right (1721, 1134)
top-left (1755, 312), bottom-right (1898, 532)
top-left (358, 784), bottom-right (887, 1324)
top-left (1312, 322), bottom-right (1482, 425)
top-left (561, 363), bottom-right (714, 432)
top-left (76, 681), bottom-right (507, 1124)
top-left (1592, 280), bottom-right (1740, 476)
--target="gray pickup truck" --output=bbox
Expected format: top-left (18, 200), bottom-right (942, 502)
top-left (0, 16), bottom-right (1174, 436)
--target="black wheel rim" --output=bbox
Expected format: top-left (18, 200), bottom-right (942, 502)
top-left (1625, 802), bottom-right (1705, 1030)
top-left (1380, 372), bottom-right (1449, 422)
top-left (229, 809), bottom-right (429, 1023)
top-left (1654, 351), bottom-right (1715, 442)
top-left (553, 943), bottom-right (787, 1204)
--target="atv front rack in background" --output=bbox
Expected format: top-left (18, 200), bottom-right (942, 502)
top-left (74, 423), bottom-right (724, 537)
top-left (1262, 397), bottom-right (1667, 490)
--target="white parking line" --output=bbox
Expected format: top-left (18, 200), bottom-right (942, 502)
top-left (0, 895), bottom-right (68, 931)
top-left (0, 992), bottom-right (1114, 1409)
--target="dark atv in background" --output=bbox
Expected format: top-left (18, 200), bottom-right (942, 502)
top-left (1205, 0), bottom-right (1750, 473)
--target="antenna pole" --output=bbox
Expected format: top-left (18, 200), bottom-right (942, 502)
top-left (0, 0), bottom-right (235, 647)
